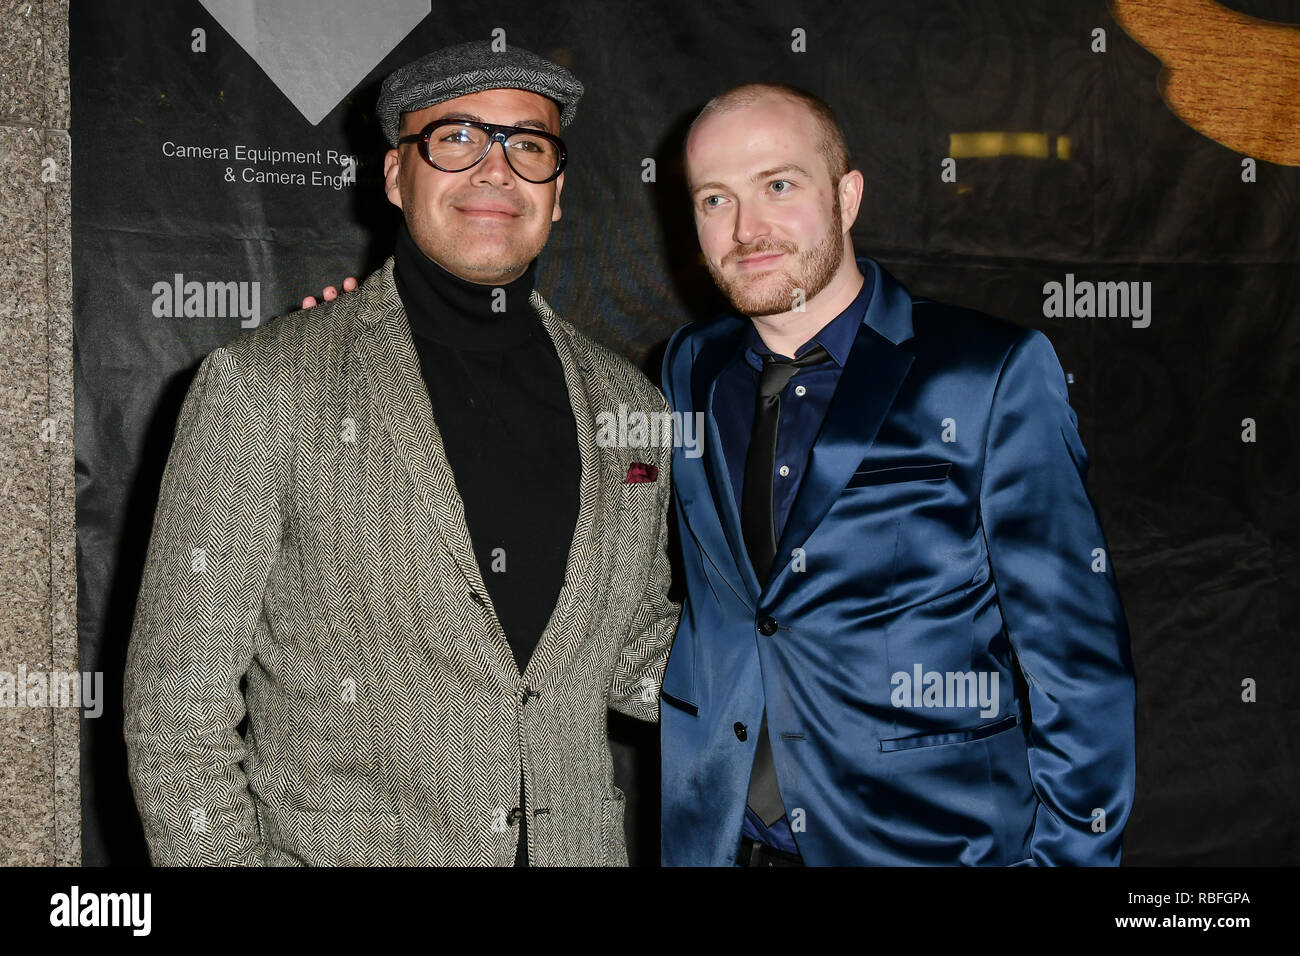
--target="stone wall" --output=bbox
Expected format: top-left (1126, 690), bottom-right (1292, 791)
top-left (0, 0), bottom-right (78, 866)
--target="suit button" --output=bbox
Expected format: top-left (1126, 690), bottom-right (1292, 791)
top-left (734, 722), bottom-right (748, 741)
top-left (757, 617), bottom-right (778, 636)
top-left (507, 807), bottom-right (523, 825)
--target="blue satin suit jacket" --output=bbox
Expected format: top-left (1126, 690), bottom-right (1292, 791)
top-left (659, 258), bottom-right (1137, 866)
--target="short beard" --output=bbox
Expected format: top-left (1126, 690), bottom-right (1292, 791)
top-left (707, 190), bottom-right (845, 318)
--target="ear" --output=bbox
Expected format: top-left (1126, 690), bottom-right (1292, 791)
top-left (838, 169), bottom-right (864, 233)
top-left (383, 148), bottom-right (403, 210)
top-left (550, 171), bottom-right (565, 223)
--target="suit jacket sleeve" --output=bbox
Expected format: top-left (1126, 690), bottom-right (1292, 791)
top-left (607, 403), bottom-right (681, 723)
top-left (979, 329), bottom-right (1137, 866)
top-left (123, 346), bottom-right (282, 866)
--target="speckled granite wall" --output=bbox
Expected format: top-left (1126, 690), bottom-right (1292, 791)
top-left (0, 0), bottom-right (78, 866)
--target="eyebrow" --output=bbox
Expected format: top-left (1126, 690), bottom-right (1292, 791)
top-left (436, 111), bottom-right (554, 132)
top-left (690, 163), bottom-right (812, 196)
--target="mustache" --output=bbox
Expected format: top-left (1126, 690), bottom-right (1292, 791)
top-left (723, 239), bottom-right (797, 268)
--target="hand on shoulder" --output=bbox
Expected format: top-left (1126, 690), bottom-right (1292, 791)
top-left (301, 275), bottom-right (358, 309)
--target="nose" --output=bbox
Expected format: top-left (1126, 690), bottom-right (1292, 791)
top-left (733, 200), bottom-right (769, 245)
top-left (471, 136), bottom-right (516, 187)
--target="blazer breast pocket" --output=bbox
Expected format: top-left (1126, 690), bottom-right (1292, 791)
top-left (615, 471), bottom-right (660, 543)
top-left (617, 475), bottom-right (658, 511)
top-left (846, 461), bottom-right (952, 489)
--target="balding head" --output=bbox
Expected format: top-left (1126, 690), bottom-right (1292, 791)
top-left (686, 83), bottom-right (851, 185)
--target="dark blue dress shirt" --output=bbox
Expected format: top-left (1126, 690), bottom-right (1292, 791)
top-left (710, 264), bottom-right (873, 855)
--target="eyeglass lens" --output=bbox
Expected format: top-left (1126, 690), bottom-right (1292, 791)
top-left (427, 123), bottom-right (560, 182)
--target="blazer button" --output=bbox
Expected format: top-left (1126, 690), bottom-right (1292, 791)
top-left (507, 807), bottom-right (523, 826)
top-left (757, 617), bottom-right (778, 636)
top-left (734, 722), bottom-right (748, 741)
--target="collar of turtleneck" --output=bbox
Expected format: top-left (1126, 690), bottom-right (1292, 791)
top-left (393, 220), bottom-right (540, 351)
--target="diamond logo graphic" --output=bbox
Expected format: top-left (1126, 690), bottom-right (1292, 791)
top-left (199, 0), bottom-right (430, 125)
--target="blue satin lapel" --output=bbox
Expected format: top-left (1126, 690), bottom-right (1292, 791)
top-left (770, 260), bottom-right (917, 588)
top-left (686, 322), bottom-right (757, 605)
top-left (703, 356), bottom-right (762, 601)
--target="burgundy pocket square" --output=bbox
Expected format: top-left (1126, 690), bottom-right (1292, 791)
top-left (625, 462), bottom-right (658, 483)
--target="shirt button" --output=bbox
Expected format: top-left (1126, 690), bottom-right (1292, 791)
top-left (778, 465), bottom-right (790, 477)
top-left (794, 385), bottom-right (807, 397)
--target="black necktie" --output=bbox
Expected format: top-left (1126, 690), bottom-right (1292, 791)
top-left (741, 342), bottom-right (829, 584)
top-left (740, 341), bottom-right (828, 826)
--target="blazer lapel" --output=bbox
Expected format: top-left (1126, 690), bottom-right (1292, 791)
top-left (687, 321), bottom-right (759, 604)
top-left (769, 258), bottom-right (917, 591)
top-left (354, 259), bottom-right (517, 675)
top-left (522, 291), bottom-right (603, 683)
top-left (355, 260), bottom-right (485, 579)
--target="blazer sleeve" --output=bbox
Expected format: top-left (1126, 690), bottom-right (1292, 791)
top-left (607, 398), bottom-right (682, 723)
top-left (123, 346), bottom-right (283, 866)
top-left (978, 329), bottom-right (1137, 866)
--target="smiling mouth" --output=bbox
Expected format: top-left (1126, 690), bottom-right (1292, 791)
top-left (735, 252), bottom-right (786, 270)
top-left (457, 207), bottom-right (520, 220)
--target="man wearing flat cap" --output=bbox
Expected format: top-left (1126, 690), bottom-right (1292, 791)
top-left (124, 40), bottom-right (680, 866)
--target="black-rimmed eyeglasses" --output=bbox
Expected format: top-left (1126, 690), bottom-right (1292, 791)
top-left (397, 119), bottom-right (567, 184)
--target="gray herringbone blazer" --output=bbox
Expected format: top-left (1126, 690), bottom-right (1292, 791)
top-left (123, 258), bottom-right (679, 866)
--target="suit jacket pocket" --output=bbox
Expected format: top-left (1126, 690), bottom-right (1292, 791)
top-left (879, 713), bottom-right (1018, 752)
top-left (846, 461), bottom-right (951, 488)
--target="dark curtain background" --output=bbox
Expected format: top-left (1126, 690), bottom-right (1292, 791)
top-left (72, 0), bottom-right (1300, 865)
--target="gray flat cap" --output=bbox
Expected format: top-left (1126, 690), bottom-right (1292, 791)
top-left (377, 40), bottom-right (584, 147)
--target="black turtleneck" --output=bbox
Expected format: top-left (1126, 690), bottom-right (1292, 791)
top-left (394, 223), bottom-right (579, 868)
top-left (393, 222), bottom-right (579, 676)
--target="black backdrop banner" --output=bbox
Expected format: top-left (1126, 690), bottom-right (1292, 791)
top-left (72, 0), bottom-right (1299, 866)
